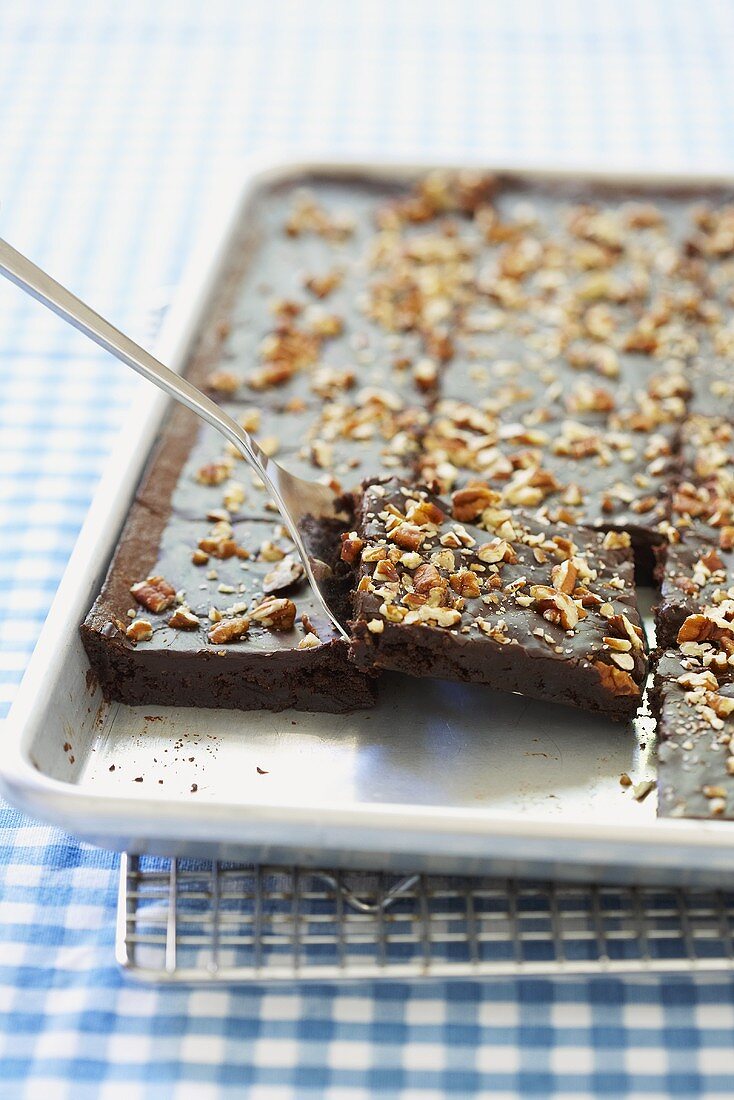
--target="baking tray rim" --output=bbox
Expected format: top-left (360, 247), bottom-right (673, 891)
top-left (4, 153), bottom-right (734, 857)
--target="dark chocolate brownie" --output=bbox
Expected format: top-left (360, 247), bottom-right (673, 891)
top-left (652, 646), bottom-right (734, 820)
top-left (670, 415), bottom-right (734, 546)
top-left (82, 170), bottom-right (734, 721)
top-left (654, 414), bottom-right (734, 645)
top-left (420, 399), bottom-right (678, 572)
top-left (348, 478), bottom-right (647, 720)
top-left (655, 537), bottom-right (734, 647)
top-left (82, 502), bottom-right (376, 713)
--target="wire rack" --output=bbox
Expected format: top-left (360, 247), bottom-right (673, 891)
top-left (117, 855), bottom-right (734, 982)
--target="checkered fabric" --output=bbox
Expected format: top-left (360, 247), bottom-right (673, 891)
top-left (3, 0), bottom-right (734, 1095)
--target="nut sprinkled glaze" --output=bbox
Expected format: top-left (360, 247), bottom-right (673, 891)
top-left (350, 477), bottom-right (647, 719)
top-left (84, 169), bottom-right (734, 727)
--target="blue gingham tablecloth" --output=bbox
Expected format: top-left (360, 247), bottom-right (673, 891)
top-left (3, 1), bottom-right (734, 1095)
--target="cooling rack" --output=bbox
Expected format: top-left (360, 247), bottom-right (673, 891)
top-left (117, 855), bottom-right (734, 982)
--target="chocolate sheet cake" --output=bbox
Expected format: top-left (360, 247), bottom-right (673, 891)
top-left (82, 169), bottom-right (734, 753)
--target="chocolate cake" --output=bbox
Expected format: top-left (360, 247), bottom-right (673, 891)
top-left (82, 169), bottom-right (734, 747)
top-left (348, 478), bottom-right (647, 719)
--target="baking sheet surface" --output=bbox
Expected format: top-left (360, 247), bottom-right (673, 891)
top-left (6, 161), bottom-right (734, 879)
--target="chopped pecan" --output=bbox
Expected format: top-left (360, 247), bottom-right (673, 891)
top-left (208, 616), bottom-right (250, 644)
top-left (402, 604), bottom-right (461, 628)
top-left (390, 523), bottom-right (425, 551)
top-left (678, 670), bottom-right (719, 691)
top-left (449, 570), bottom-right (481, 598)
top-left (407, 499), bottom-right (445, 526)
top-left (602, 530), bottom-right (631, 550)
top-left (259, 540), bottom-right (286, 562)
top-left (304, 269), bottom-right (343, 298)
top-left (477, 539), bottom-right (517, 564)
top-left (605, 613), bottom-right (644, 649)
top-left (362, 544), bottom-right (387, 562)
top-left (130, 576), bottom-right (176, 613)
top-left (206, 369), bottom-right (240, 394)
top-left (250, 596), bottom-right (297, 631)
top-left (594, 660), bottom-right (640, 696)
top-left (412, 358), bottom-right (438, 391)
top-left (413, 563), bottom-right (445, 594)
top-left (529, 585), bottom-right (580, 630)
top-left (169, 608), bottom-right (200, 630)
top-left (451, 485), bottom-right (501, 521)
top-left (374, 559), bottom-right (399, 582)
top-left (677, 614), bottom-right (734, 644)
top-left (720, 526), bottom-right (734, 551)
top-left (263, 555), bottom-right (305, 594)
top-left (551, 560), bottom-right (578, 594)
top-left (223, 481), bottom-right (246, 512)
top-left (700, 548), bottom-right (725, 573)
top-left (196, 461), bottom-right (232, 486)
top-left (126, 619), bottom-right (153, 643)
top-left (198, 536), bottom-right (238, 560)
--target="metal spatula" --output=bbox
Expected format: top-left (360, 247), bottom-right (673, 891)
top-left (0, 238), bottom-right (350, 639)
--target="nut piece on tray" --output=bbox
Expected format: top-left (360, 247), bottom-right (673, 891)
top-left (348, 477), bottom-right (648, 720)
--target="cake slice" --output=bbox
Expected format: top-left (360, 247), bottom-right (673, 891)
top-left (652, 641), bottom-right (734, 820)
top-left (81, 502), bottom-right (376, 715)
top-left (655, 536), bottom-right (734, 647)
top-left (348, 478), bottom-right (648, 720)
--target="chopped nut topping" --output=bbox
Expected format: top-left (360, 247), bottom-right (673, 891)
top-left (610, 651), bottom-right (635, 671)
top-left (131, 576), bottom-right (176, 613)
top-left (223, 481), bottom-right (246, 512)
top-left (169, 608), bottom-right (200, 630)
top-left (304, 269), bottom-right (343, 298)
top-left (206, 369), bottom-right (240, 394)
top-left (198, 535), bottom-right (238, 560)
top-left (594, 660), bottom-right (641, 697)
top-left (196, 461), bottom-right (232, 486)
top-left (250, 596), bottom-right (297, 631)
top-left (450, 570), bottom-right (481, 598)
top-left (602, 530), bottom-right (632, 550)
top-left (263, 555), bottom-right (305, 594)
top-left (208, 616), bottom-right (250, 644)
top-left (477, 540), bottom-right (517, 565)
top-left (390, 523), bottom-right (425, 551)
top-left (126, 619), bottom-right (153, 643)
top-left (402, 604), bottom-right (462, 628)
top-left (551, 559), bottom-right (578, 594)
top-left (452, 485), bottom-right (501, 521)
top-left (259, 540), bottom-right (286, 562)
top-left (529, 585), bottom-right (580, 631)
top-left (413, 563), bottom-right (445, 595)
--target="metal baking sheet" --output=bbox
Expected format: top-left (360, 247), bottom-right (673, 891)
top-left (4, 158), bottom-right (734, 887)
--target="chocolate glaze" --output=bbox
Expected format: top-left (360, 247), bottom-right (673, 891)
top-left (349, 477), bottom-right (647, 720)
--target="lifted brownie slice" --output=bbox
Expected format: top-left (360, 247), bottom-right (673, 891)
top-left (348, 478), bottom-right (648, 720)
